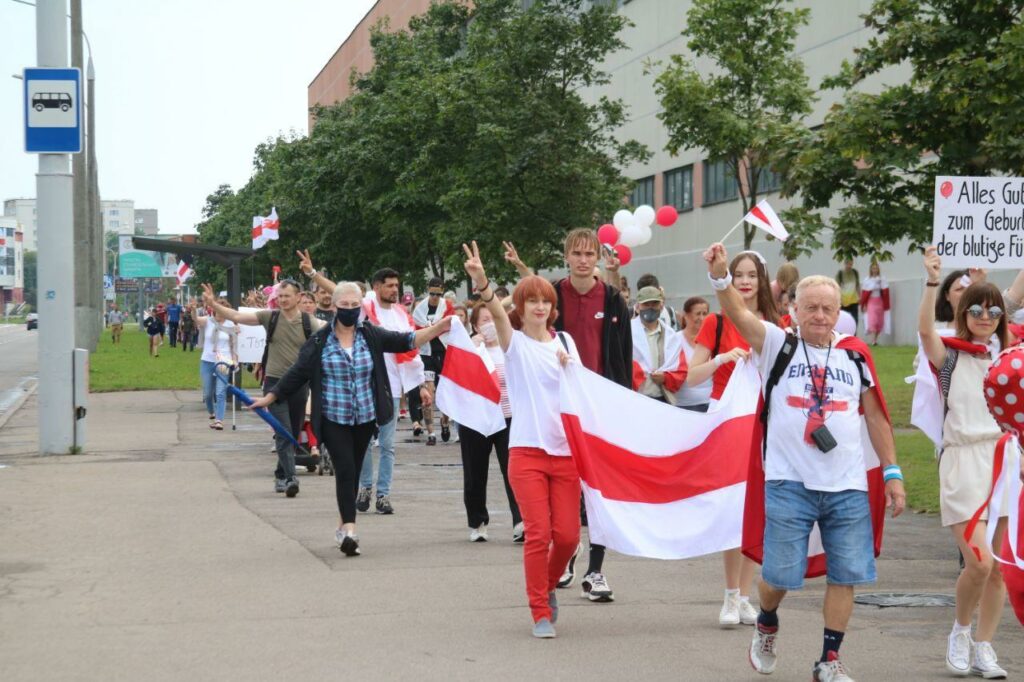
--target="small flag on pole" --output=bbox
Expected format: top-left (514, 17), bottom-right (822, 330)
top-left (252, 207), bottom-right (280, 250)
top-left (742, 200), bottom-right (788, 241)
top-left (176, 253), bottom-right (194, 285)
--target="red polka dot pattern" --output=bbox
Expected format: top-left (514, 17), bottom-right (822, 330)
top-left (983, 348), bottom-right (1024, 440)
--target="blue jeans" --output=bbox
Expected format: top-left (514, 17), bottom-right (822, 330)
top-left (200, 360), bottom-right (227, 421)
top-left (360, 398), bottom-right (399, 496)
top-left (763, 479), bottom-right (876, 591)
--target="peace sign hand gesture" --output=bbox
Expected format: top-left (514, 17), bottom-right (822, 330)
top-left (296, 249), bottom-right (315, 277)
top-left (462, 241), bottom-right (488, 290)
top-left (201, 283), bottom-right (215, 305)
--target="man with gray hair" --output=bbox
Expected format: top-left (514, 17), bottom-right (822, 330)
top-left (705, 243), bottom-right (906, 682)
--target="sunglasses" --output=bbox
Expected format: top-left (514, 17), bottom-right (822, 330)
top-left (966, 304), bottom-right (1003, 320)
top-left (428, 291), bottom-right (443, 298)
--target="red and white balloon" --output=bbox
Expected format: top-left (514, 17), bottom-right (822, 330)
top-left (984, 347), bottom-right (1024, 440)
top-left (599, 204), bottom-right (677, 262)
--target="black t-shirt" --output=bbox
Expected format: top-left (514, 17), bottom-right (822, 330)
top-left (314, 307), bottom-right (333, 324)
top-left (427, 304), bottom-right (446, 357)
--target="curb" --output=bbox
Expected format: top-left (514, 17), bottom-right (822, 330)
top-left (0, 377), bottom-right (38, 431)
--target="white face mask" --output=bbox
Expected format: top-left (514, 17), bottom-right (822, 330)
top-left (479, 322), bottom-right (498, 342)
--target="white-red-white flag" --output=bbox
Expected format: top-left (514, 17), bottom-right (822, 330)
top-left (436, 318), bottom-right (506, 437)
top-left (559, 359), bottom-right (761, 559)
top-left (252, 207), bottom-right (280, 250)
top-left (630, 318), bottom-right (688, 393)
top-left (743, 200), bottom-right (788, 241)
top-left (176, 254), bottom-right (194, 285)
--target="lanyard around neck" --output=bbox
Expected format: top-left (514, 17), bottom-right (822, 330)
top-left (800, 335), bottom-right (832, 411)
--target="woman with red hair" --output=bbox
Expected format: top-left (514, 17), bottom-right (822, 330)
top-left (463, 241), bottom-right (581, 639)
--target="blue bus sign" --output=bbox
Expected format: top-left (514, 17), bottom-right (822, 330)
top-left (24, 67), bottom-right (82, 154)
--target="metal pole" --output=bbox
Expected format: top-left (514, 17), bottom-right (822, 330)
top-left (71, 0), bottom-right (93, 351)
top-left (36, 0), bottom-right (76, 454)
top-left (87, 55), bottom-right (103, 349)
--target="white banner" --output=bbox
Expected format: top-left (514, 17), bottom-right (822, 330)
top-left (236, 307), bottom-right (267, 364)
top-left (933, 176), bottom-right (1024, 269)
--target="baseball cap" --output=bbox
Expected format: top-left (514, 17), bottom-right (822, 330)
top-left (636, 286), bottom-right (664, 305)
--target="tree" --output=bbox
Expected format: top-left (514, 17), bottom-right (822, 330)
top-left (777, 0), bottom-right (1024, 260)
top-left (653, 0), bottom-right (814, 251)
top-left (22, 250), bottom-right (37, 308)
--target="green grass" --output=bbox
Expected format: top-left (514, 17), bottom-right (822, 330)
top-left (90, 327), bottom-right (260, 392)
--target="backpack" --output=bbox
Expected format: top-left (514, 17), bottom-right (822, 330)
top-left (759, 332), bottom-right (867, 458)
top-left (257, 311), bottom-right (312, 381)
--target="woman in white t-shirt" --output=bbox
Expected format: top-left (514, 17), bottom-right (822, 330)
top-left (462, 241), bottom-right (581, 639)
top-left (193, 297), bottom-right (238, 430)
top-left (675, 296), bottom-right (713, 412)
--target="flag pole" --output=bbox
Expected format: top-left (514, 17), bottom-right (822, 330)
top-left (721, 218), bottom-right (745, 244)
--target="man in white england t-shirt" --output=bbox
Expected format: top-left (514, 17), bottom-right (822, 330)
top-left (705, 243), bottom-right (906, 681)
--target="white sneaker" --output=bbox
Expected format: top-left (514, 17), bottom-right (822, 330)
top-left (812, 652), bottom-right (854, 681)
top-left (719, 592), bottom-right (741, 627)
top-left (739, 597), bottom-right (758, 625)
top-left (971, 642), bottom-right (1007, 679)
top-left (469, 524), bottom-right (488, 542)
top-left (581, 572), bottom-right (614, 602)
top-left (946, 628), bottom-right (973, 676)
top-left (512, 522), bottom-right (525, 543)
top-left (749, 623), bottom-right (778, 674)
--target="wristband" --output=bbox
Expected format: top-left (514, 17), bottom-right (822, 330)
top-left (926, 280), bottom-right (940, 287)
top-left (708, 272), bottom-right (733, 291)
top-left (883, 465), bottom-right (903, 482)
top-left (475, 279), bottom-right (491, 293)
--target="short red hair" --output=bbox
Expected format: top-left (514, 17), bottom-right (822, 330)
top-left (510, 275), bottom-right (559, 329)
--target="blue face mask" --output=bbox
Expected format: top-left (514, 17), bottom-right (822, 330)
top-left (335, 307), bottom-right (361, 328)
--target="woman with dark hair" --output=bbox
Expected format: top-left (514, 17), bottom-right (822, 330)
top-left (462, 241), bottom-right (582, 639)
top-left (935, 269), bottom-right (984, 330)
top-left (918, 247), bottom-right (1010, 678)
top-left (684, 250), bottom-right (780, 628)
top-left (459, 302), bottom-right (523, 543)
top-left (675, 296), bottom-right (712, 412)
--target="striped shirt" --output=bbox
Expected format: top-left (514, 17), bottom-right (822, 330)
top-left (486, 345), bottom-right (512, 419)
top-left (321, 330), bottom-right (376, 426)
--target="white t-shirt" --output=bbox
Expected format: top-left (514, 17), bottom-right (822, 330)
top-left (376, 305), bottom-right (412, 395)
top-left (200, 319), bottom-right (236, 364)
top-left (504, 330), bottom-right (581, 456)
top-left (754, 322), bottom-right (871, 492)
top-left (676, 335), bottom-right (713, 407)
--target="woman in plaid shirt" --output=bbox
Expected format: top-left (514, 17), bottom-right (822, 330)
top-left (251, 281), bottom-right (453, 557)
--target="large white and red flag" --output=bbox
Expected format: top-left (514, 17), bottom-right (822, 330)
top-left (252, 207), bottom-right (280, 250)
top-left (436, 318), bottom-right (506, 437)
top-left (559, 360), bottom-right (761, 559)
top-left (362, 291), bottom-right (425, 392)
top-left (630, 318), bottom-right (688, 393)
top-left (743, 200), bottom-right (788, 241)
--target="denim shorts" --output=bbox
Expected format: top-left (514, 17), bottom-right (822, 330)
top-left (762, 479), bottom-right (876, 591)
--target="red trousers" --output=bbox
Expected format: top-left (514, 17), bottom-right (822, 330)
top-left (508, 447), bottom-right (581, 623)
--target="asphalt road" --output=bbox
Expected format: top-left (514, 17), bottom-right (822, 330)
top-left (0, 323), bottom-right (37, 406)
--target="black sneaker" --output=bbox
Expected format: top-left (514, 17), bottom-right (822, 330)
top-left (375, 495), bottom-right (394, 515)
top-left (557, 543), bottom-right (581, 588)
top-left (356, 487), bottom-right (372, 513)
top-left (285, 479), bottom-right (299, 498)
top-left (441, 424), bottom-right (451, 442)
top-left (426, 434), bottom-right (437, 446)
top-left (413, 424), bottom-right (423, 437)
top-left (335, 529), bottom-right (361, 557)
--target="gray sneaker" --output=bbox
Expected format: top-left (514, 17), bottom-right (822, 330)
top-left (274, 478), bottom-right (287, 493)
top-left (356, 487), bottom-right (372, 513)
top-left (285, 478), bottom-right (299, 498)
top-left (532, 617), bottom-right (556, 639)
top-left (375, 494), bottom-right (394, 515)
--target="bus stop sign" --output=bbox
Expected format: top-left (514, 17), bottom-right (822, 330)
top-left (23, 67), bottom-right (82, 154)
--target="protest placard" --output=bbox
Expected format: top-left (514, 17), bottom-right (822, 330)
top-left (932, 176), bottom-right (1024, 269)
top-left (236, 307), bottom-right (266, 364)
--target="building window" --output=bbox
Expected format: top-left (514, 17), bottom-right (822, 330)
top-left (663, 165), bottom-right (693, 212)
top-left (703, 159), bottom-right (738, 205)
top-left (111, 220), bottom-right (120, 228)
top-left (629, 175), bottom-right (655, 208)
top-left (110, 209), bottom-right (119, 216)
top-left (750, 167), bottom-right (783, 194)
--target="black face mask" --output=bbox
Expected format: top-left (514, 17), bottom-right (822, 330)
top-left (335, 307), bottom-right (361, 328)
top-left (639, 308), bottom-right (660, 324)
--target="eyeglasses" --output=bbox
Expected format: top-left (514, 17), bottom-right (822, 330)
top-left (966, 304), bottom-right (1003, 320)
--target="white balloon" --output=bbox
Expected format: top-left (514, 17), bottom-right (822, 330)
top-left (618, 222), bottom-right (645, 248)
top-left (633, 205), bottom-right (655, 228)
top-left (638, 223), bottom-right (653, 245)
top-left (613, 209), bottom-right (635, 231)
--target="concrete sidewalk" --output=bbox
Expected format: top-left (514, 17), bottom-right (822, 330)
top-left (0, 391), bottom-right (1018, 681)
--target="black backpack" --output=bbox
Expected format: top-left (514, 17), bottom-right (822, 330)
top-left (258, 311), bottom-right (312, 380)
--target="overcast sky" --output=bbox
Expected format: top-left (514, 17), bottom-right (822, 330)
top-left (1, 0), bottom-right (377, 236)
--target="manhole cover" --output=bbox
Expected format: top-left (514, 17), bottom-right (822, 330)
top-left (854, 592), bottom-right (955, 608)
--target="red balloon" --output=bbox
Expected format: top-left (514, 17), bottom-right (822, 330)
top-left (983, 348), bottom-right (1024, 437)
top-left (613, 244), bottom-right (632, 266)
top-left (655, 205), bottom-right (679, 227)
top-left (597, 224), bottom-right (619, 245)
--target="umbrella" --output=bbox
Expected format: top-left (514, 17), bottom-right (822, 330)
top-left (214, 364), bottom-right (302, 449)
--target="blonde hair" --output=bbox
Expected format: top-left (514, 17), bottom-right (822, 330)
top-left (775, 263), bottom-right (800, 292)
top-left (563, 228), bottom-right (600, 256)
top-left (795, 275), bottom-right (841, 305)
top-left (331, 281), bottom-right (364, 306)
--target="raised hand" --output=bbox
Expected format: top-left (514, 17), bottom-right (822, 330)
top-left (462, 241), bottom-right (487, 289)
top-left (705, 243), bottom-right (729, 278)
top-left (502, 241), bottom-right (523, 268)
top-left (201, 283), bottom-right (215, 304)
top-left (923, 245), bottom-right (941, 281)
top-left (297, 249), bottom-right (314, 276)
top-left (602, 244), bottom-right (621, 273)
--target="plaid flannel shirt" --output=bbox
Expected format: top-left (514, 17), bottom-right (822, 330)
top-left (321, 330), bottom-right (376, 426)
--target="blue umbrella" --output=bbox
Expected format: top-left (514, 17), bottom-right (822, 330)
top-left (214, 363), bottom-right (302, 448)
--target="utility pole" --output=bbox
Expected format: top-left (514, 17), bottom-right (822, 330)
top-left (87, 54), bottom-right (102, 335)
top-left (70, 0), bottom-right (94, 351)
top-left (34, 0), bottom-right (77, 454)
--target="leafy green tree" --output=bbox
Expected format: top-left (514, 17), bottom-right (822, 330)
top-left (22, 250), bottom-right (36, 308)
top-left (653, 0), bottom-right (814, 251)
top-left (777, 0), bottom-right (1024, 260)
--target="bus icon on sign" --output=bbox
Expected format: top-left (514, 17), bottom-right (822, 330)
top-left (32, 92), bottom-right (72, 112)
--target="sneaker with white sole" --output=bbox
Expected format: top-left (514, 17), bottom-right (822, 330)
top-left (512, 522), bottom-right (525, 543)
top-left (532, 618), bottom-right (555, 639)
top-left (739, 598), bottom-right (758, 625)
top-left (335, 529), bottom-right (361, 556)
top-left (749, 623), bottom-right (778, 674)
top-left (356, 487), bottom-right (372, 513)
top-left (812, 652), bottom-right (854, 681)
top-left (719, 592), bottom-right (742, 627)
top-left (470, 524), bottom-right (488, 542)
top-left (375, 494), bottom-right (394, 515)
top-left (946, 628), bottom-right (973, 676)
top-left (970, 642), bottom-right (1007, 679)
top-left (581, 572), bottom-right (614, 602)
top-left (557, 543), bottom-right (581, 588)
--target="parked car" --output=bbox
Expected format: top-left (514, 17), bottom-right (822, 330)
top-left (26, 313), bottom-right (38, 330)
